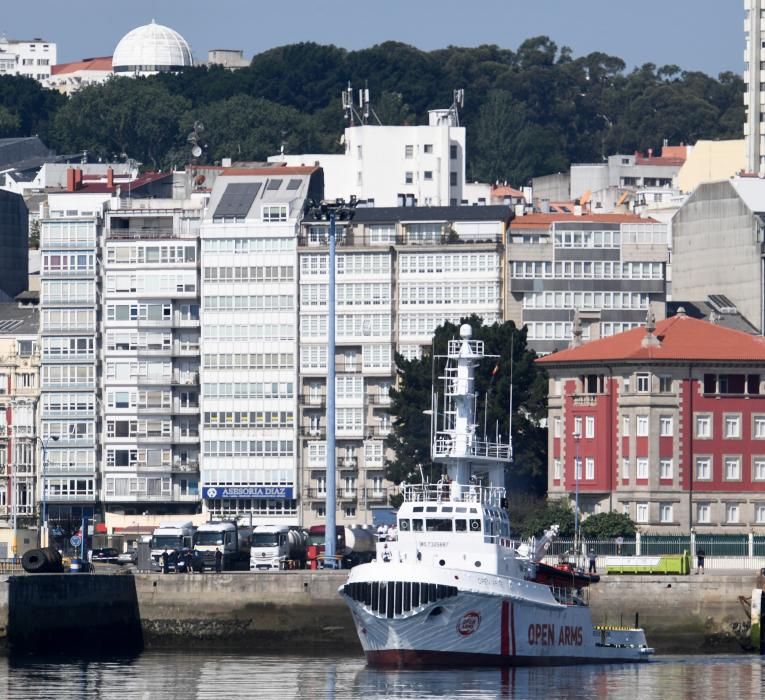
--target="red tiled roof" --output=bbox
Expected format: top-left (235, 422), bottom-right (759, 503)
top-left (208, 166), bottom-right (321, 176)
top-left (77, 171), bottom-right (171, 193)
top-left (491, 185), bottom-right (525, 199)
top-left (51, 56), bottom-right (112, 75)
top-left (510, 212), bottom-right (656, 230)
top-left (536, 315), bottom-right (765, 365)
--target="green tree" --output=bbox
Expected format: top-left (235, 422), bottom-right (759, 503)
top-left (50, 78), bottom-right (192, 169)
top-left (0, 105), bottom-right (20, 137)
top-left (580, 512), bottom-right (636, 539)
top-left (511, 497), bottom-right (575, 538)
top-left (385, 316), bottom-right (548, 496)
top-left (0, 74), bottom-right (65, 141)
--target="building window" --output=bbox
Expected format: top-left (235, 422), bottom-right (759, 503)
top-left (703, 373), bottom-right (760, 396)
top-left (724, 415), bottom-right (741, 439)
top-left (754, 416), bottom-right (765, 439)
top-left (262, 205), bottom-right (288, 222)
top-left (660, 503), bottom-right (673, 523)
top-left (695, 414), bottom-right (712, 439)
top-left (695, 456), bottom-right (711, 480)
top-left (405, 171), bottom-right (413, 184)
top-left (755, 458), bottom-right (765, 481)
top-left (404, 145), bottom-right (413, 158)
top-left (757, 504), bottom-right (765, 524)
top-left (574, 458), bottom-right (582, 480)
top-left (622, 415), bottom-right (630, 436)
top-left (636, 503), bottom-right (648, 523)
top-left (450, 171), bottom-right (457, 186)
top-left (636, 373), bottom-right (650, 393)
top-left (622, 458), bottom-right (630, 480)
top-left (724, 456), bottom-right (741, 481)
top-left (553, 459), bottom-right (561, 480)
top-left (585, 458), bottom-right (594, 480)
top-left (574, 416), bottom-right (582, 437)
top-left (636, 458), bottom-right (648, 479)
top-left (553, 417), bottom-right (561, 438)
top-left (697, 503), bottom-right (711, 524)
top-left (726, 504), bottom-right (740, 524)
top-left (585, 416), bottom-right (595, 439)
top-left (659, 375), bottom-right (673, 393)
top-left (636, 415), bottom-right (649, 436)
top-left (423, 171), bottom-right (433, 181)
top-left (423, 144), bottom-right (433, 154)
top-left (344, 505), bottom-right (357, 518)
top-left (660, 459), bottom-right (673, 480)
top-left (659, 415), bottom-right (673, 437)
top-left (450, 144), bottom-right (457, 160)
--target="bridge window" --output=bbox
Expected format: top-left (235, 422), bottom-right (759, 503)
top-left (455, 519), bottom-right (467, 532)
top-left (426, 518), bottom-right (452, 532)
top-left (412, 518), bottom-right (424, 531)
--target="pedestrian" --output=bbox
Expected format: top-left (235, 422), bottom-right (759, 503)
top-left (377, 524), bottom-right (386, 542)
top-left (588, 548), bottom-right (597, 574)
top-left (214, 547), bottom-right (223, 574)
top-left (185, 549), bottom-right (194, 574)
top-left (696, 548), bottom-right (705, 575)
top-left (161, 549), bottom-right (169, 575)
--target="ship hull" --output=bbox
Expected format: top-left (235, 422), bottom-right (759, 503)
top-left (342, 565), bottom-right (652, 668)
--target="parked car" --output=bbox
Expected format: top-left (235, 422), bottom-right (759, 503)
top-left (90, 547), bottom-right (120, 564)
top-left (117, 549), bottom-right (137, 565)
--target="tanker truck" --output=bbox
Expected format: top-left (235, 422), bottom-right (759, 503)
top-left (193, 520), bottom-right (252, 571)
top-left (150, 521), bottom-right (194, 571)
top-left (306, 524), bottom-right (376, 569)
top-left (250, 525), bottom-right (308, 571)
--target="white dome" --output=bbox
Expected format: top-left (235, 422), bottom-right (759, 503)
top-left (113, 20), bottom-right (193, 75)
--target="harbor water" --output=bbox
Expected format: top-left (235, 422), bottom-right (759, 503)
top-left (0, 652), bottom-right (763, 700)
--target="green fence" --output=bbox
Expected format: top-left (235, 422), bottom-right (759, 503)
top-left (544, 535), bottom-right (753, 558)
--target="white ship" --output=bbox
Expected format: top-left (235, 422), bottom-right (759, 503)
top-left (339, 324), bottom-right (653, 667)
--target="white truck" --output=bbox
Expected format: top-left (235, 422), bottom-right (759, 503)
top-left (193, 520), bottom-right (252, 571)
top-left (250, 525), bottom-right (308, 571)
top-left (150, 521), bottom-right (195, 571)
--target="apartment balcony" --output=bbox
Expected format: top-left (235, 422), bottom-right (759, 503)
top-left (42, 409), bottom-right (94, 420)
top-left (172, 344), bottom-right (200, 357)
top-left (172, 430), bottom-right (200, 444)
top-left (172, 317), bottom-right (200, 329)
top-left (132, 375), bottom-right (173, 387)
top-left (300, 427), bottom-right (326, 439)
top-left (136, 404), bottom-right (172, 415)
top-left (42, 381), bottom-right (96, 392)
top-left (41, 269), bottom-right (96, 279)
top-left (172, 460), bottom-right (199, 473)
top-left (338, 457), bottom-right (358, 470)
top-left (172, 401), bottom-right (199, 414)
top-left (366, 394), bottom-right (391, 406)
top-left (172, 372), bottom-right (199, 386)
top-left (106, 228), bottom-right (198, 241)
top-left (134, 433), bottom-right (173, 444)
top-left (299, 394), bottom-right (326, 407)
top-left (43, 492), bottom-right (97, 503)
top-left (41, 353), bottom-right (96, 364)
top-left (133, 346), bottom-right (173, 357)
top-left (102, 493), bottom-right (174, 503)
top-left (363, 487), bottom-right (391, 503)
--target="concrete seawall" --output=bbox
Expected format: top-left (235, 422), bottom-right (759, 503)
top-left (0, 571), bottom-right (761, 655)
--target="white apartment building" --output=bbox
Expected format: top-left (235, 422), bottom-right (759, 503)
top-left (39, 195), bottom-right (102, 526)
top-left (101, 200), bottom-right (203, 519)
top-left (745, 0), bottom-right (765, 172)
top-left (269, 107), bottom-right (466, 208)
top-left (199, 167), bottom-right (324, 524)
top-left (297, 205), bottom-right (508, 527)
top-left (0, 37), bottom-right (56, 82)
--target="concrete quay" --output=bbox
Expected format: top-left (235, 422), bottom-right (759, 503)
top-left (0, 570), bottom-right (761, 655)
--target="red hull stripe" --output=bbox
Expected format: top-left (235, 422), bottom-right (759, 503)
top-left (366, 649), bottom-right (647, 668)
top-left (510, 602), bottom-right (516, 656)
top-left (500, 601), bottom-right (509, 656)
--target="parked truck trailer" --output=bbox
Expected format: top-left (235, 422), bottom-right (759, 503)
top-left (250, 525), bottom-right (308, 571)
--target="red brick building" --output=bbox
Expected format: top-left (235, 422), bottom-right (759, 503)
top-left (536, 311), bottom-right (765, 532)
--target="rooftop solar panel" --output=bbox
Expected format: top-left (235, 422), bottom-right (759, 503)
top-left (286, 179), bottom-right (302, 190)
top-left (213, 182), bottom-right (261, 219)
top-left (266, 179), bottom-right (283, 191)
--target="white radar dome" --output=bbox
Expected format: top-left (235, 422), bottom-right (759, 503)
top-left (113, 20), bottom-right (193, 76)
top-left (459, 324), bottom-right (473, 339)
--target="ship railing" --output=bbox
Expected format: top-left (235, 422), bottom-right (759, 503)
top-left (550, 585), bottom-right (589, 607)
top-left (402, 482), bottom-right (505, 507)
top-left (433, 436), bottom-right (512, 461)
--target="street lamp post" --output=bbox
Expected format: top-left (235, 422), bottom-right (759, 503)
top-left (38, 435), bottom-right (58, 545)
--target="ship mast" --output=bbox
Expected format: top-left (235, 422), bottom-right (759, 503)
top-left (431, 324), bottom-right (512, 490)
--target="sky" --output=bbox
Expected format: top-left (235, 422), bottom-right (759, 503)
top-left (1, 0), bottom-right (745, 77)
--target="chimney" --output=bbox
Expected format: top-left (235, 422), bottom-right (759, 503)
top-left (66, 167), bottom-right (75, 192)
top-left (574, 204), bottom-right (582, 216)
top-left (74, 168), bottom-right (83, 190)
top-left (107, 167), bottom-right (114, 189)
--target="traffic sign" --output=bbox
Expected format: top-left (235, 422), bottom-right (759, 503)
top-left (70, 535), bottom-right (82, 547)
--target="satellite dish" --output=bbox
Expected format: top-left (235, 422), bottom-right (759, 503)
top-left (191, 145), bottom-right (202, 158)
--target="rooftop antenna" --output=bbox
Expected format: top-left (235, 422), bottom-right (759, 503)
top-left (188, 121), bottom-right (205, 161)
top-left (449, 89), bottom-right (464, 127)
top-left (342, 82), bottom-right (355, 126)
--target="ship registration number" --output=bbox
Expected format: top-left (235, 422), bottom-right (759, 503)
top-left (527, 623), bottom-right (583, 646)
